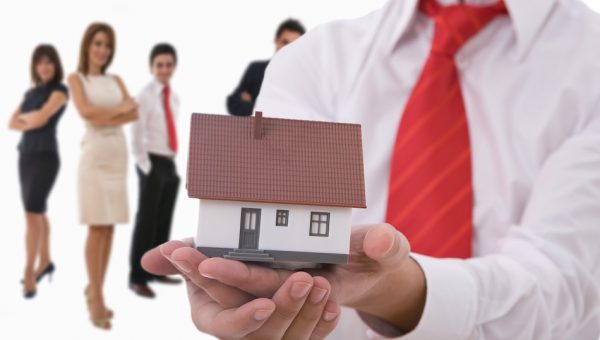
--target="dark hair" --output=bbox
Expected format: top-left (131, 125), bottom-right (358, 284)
top-left (31, 44), bottom-right (63, 85)
top-left (275, 18), bottom-right (306, 39)
top-left (149, 43), bottom-right (177, 66)
top-left (77, 22), bottom-right (116, 74)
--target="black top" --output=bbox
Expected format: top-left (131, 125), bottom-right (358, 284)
top-left (18, 82), bottom-right (68, 153)
top-left (226, 60), bottom-right (269, 116)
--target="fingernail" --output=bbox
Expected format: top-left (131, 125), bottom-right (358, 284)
top-left (380, 228), bottom-right (396, 257)
top-left (323, 311), bottom-right (338, 322)
top-left (290, 282), bottom-right (312, 300)
top-left (254, 309), bottom-right (274, 321)
top-left (159, 245), bottom-right (172, 260)
top-left (308, 287), bottom-right (328, 304)
top-left (172, 260), bottom-right (192, 273)
top-left (199, 271), bottom-right (215, 279)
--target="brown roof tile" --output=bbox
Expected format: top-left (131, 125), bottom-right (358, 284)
top-left (187, 113), bottom-right (366, 208)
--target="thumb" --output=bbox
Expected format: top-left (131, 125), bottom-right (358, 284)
top-left (363, 223), bottom-right (410, 270)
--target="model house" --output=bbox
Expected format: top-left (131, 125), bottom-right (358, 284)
top-left (187, 112), bottom-right (366, 264)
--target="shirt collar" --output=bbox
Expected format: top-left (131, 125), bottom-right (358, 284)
top-left (388, 0), bottom-right (557, 60)
top-left (151, 78), bottom-right (170, 96)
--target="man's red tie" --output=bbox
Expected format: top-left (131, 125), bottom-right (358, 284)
top-left (385, 0), bottom-right (507, 258)
top-left (162, 85), bottom-right (178, 153)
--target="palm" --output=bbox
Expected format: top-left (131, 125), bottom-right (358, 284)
top-left (142, 224), bottom-right (418, 335)
top-left (143, 224), bottom-right (409, 311)
top-left (234, 225), bottom-right (401, 309)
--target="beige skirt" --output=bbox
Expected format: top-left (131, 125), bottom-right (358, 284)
top-left (78, 126), bottom-right (128, 225)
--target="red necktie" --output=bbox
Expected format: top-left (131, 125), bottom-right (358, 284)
top-left (385, 0), bottom-right (507, 258)
top-left (162, 85), bottom-right (178, 153)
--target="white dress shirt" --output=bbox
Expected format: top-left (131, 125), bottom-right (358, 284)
top-left (132, 79), bottom-right (180, 174)
top-left (255, 0), bottom-right (600, 338)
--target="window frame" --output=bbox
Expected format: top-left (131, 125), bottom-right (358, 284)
top-left (275, 209), bottom-right (289, 227)
top-left (309, 212), bottom-right (330, 237)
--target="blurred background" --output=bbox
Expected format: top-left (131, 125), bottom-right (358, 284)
top-left (1, 0), bottom-right (599, 339)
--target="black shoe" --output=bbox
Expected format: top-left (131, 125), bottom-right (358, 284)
top-left (129, 283), bottom-right (156, 298)
top-left (21, 272), bottom-right (37, 299)
top-left (36, 263), bottom-right (55, 283)
top-left (153, 276), bottom-right (182, 285)
top-left (24, 290), bottom-right (37, 299)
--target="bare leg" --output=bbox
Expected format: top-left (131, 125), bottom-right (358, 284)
top-left (36, 214), bottom-right (52, 275)
top-left (23, 213), bottom-right (43, 293)
top-left (85, 225), bottom-right (111, 328)
top-left (99, 226), bottom-right (114, 315)
top-left (99, 226), bottom-right (114, 288)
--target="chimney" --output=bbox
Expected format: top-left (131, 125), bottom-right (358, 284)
top-left (254, 111), bottom-right (263, 139)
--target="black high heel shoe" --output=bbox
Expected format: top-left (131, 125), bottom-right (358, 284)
top-left (36, 263), bottom-right (55, 283)
top-left (21, 272), bottom-right (37, 299)
top-left (20, 263), bottom-right (55, 284)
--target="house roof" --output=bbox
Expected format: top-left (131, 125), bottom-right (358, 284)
top-left (187, 113), bottom-right (366, 208)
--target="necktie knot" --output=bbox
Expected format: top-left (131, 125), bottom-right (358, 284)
top-left (419, 0), bottom-right (507, 57)
top-left (163, 85), bottom-right (170, 97)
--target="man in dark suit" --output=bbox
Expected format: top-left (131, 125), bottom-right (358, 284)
top-left (226, 18), bottom-right (305, 116)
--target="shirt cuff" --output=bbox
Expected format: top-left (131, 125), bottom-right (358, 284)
top-left (361, 254), bottom-right (478, 339)
top-left (400, 254), bottom-right (478, 340)
top-left (137, 158), bottom-right (152, 175)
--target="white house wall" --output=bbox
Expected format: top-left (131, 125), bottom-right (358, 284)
top-left (196, 199), bottom-right (352, 254)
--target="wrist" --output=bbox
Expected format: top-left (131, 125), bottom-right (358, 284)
top-left (356, 257), bottom-right (426, 332)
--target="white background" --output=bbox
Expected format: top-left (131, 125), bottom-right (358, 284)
top-left (1, 1), bottom-right (599, 339)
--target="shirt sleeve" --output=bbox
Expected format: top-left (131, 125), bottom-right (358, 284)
top-left (254, 30), bottom-right (336, 122)
top-left (388, 111), bottom-right (600, 340)
top-left (131, 91), bottom-right (151, 174)
top-left (256, 18), bottom-right (600, 340)
top-left (226, 63), bottom-right (256, 117)
top-left (54, 83), bottom-right (69, 98)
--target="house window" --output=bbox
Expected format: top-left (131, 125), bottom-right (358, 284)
top-left (276, 210), bottom-right (289, 226)
top-left (310, 212), bottom-right (330, 237)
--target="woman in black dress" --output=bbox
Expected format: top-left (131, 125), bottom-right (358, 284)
top-left (8, 44), bottom-right (68, 298)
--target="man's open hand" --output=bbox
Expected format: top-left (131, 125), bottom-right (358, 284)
top-left (142, 224), bottom-right (426, 338)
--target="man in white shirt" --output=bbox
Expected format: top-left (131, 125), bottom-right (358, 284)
top-left (142, 0), bottom-right (600, 338)
top-left (129, 43), bottom-right (181, 298)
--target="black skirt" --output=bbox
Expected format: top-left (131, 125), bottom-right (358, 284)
top-left (18, 151), bottom-right (60, 213)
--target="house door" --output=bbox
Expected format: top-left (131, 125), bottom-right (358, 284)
top-left (239, 208), bottom-right (261, 249)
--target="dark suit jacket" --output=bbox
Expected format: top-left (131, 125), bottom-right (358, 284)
top-left (226, 60), bottom-right (269, 116)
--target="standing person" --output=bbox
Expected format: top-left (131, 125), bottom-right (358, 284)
top-left (143, 0), bottom-right (600, 339)
top-left (8, 44), bottom-right (68, 299)
top-left (68, 22), bottom-right (138, 330)
top-left (226, 18), bottom-right (305, 116)
top-left (129, 43), bottom-right (181, 298)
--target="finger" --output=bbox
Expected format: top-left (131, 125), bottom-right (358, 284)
top-left (363, 224), bottom-right (410, 270)
top-left (283, 276), bottom-right (331, 340)
top-left (141, 239), bottom-right (193, 276)
top-left (248, 272), bottom-right (314, 340)
top-left (310, 301), bottom-right (341, 340)
top-left (186, 280), bottom-right (276, 339)
top-left (169, 246), bottom-right (254, 308)
top-left (198, 257), bottom-right (291, 297)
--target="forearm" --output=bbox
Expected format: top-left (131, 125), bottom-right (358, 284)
top-left (361, 242), bottom-right (597, 340)
top-left (8, 117), bottom-right (26, 131)
top-left (18, 111), bottom-right (49, 130)
top-left (80, 106), bottom-right (122, 121)
top-left (92, 110), bottom-right (138, 126)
